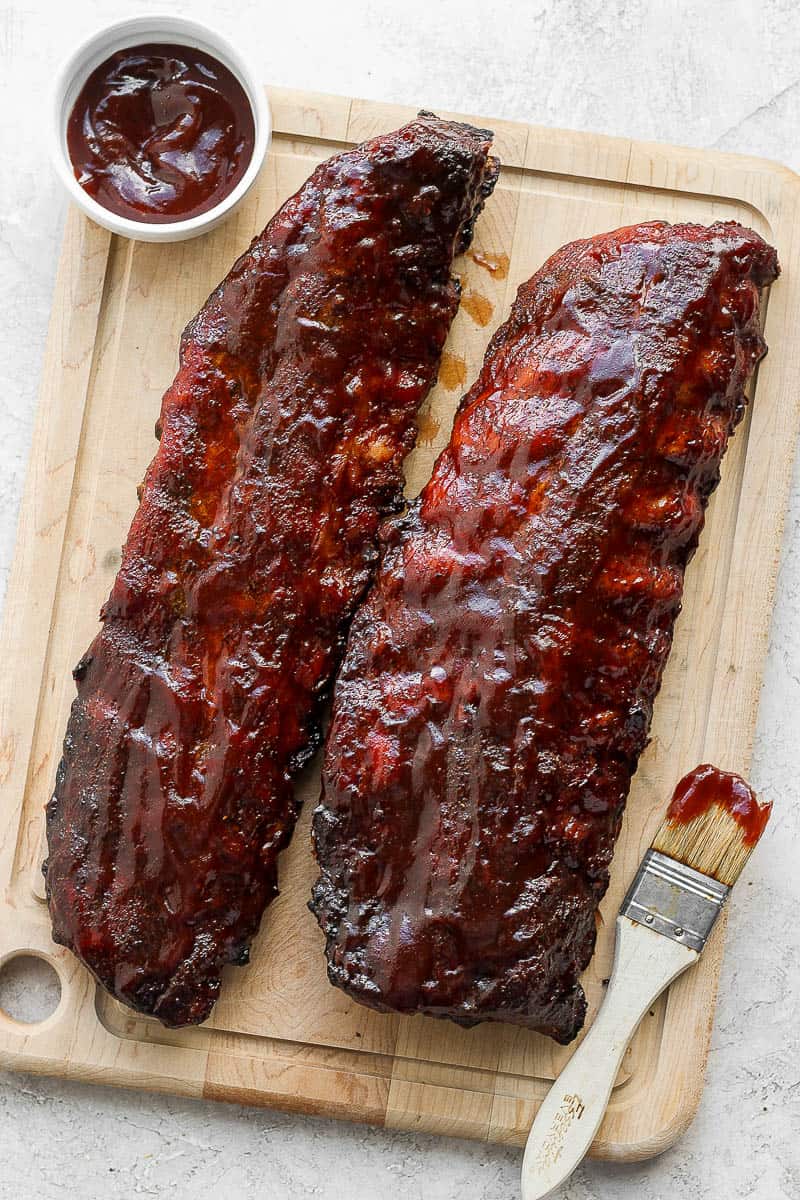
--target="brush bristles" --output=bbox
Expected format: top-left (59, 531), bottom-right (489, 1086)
top-left (652, 804), bottom-right (758, 887)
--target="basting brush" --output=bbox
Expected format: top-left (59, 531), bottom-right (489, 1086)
top-left (521, 763), bottom-right (772, 1200)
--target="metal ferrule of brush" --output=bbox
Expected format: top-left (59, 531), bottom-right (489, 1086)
top-left (620, 849), bottom-right (731, 953)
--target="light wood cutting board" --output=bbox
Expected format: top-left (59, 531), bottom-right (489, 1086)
top-left (1, 87), bottom-right (799, 1159)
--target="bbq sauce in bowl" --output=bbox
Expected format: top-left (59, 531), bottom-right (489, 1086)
top-left (67, 43), bottom-right (256, 223)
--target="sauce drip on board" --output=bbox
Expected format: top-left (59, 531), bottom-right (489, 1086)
top-left (67, 43), bottom-right (255, 223)
top-left (667, 764), bottom-right (771, 846)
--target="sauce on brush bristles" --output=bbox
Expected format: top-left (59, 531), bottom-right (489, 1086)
top-left (652, 765), bottom-right (772, 887)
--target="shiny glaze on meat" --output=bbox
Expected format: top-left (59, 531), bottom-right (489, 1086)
top-left (45, 113), bottom-right (499, 1027)
top-left (311, 221), bottom-right (779, 1043)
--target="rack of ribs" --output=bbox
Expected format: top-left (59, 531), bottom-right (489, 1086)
top-left (45, 113), bottom-right (499, 1027)
top-left (310, 221), bottom-right (779, 1044)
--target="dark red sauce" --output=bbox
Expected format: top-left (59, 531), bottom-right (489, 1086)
top-left (667, 764), bottom-right (771, 846)
top-left (67, 43), bottom-right (255, 223)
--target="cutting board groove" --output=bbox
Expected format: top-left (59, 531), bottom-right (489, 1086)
top-left (1, 87), bottom-right (799, 1159)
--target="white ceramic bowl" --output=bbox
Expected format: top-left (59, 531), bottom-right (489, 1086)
top-left (50, 15), bottom-right (271, 242)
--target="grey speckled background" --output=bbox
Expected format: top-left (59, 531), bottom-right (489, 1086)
top-left (1, 2), bottom-right (799, 1197)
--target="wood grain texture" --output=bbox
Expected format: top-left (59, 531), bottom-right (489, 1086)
top-left (1, 87), bottom-right (798, 1159)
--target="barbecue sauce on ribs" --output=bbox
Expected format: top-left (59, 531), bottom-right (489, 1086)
top-left (45, 113), bottom-right (499, 1026)
top-left (311, 221), bottom-right (778, 1044)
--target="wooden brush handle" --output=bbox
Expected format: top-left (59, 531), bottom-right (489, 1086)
top-left (521, 917), bottom-right (698, 1200)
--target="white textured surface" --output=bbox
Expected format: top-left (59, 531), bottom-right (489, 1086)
top-left (1, 1), bottom-right (799, 1196)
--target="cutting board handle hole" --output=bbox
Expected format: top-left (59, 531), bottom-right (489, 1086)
top-left (0, 953), bottom-right (62, 1024)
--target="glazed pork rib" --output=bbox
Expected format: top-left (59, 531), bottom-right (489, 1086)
top-left (311, 221), bottom-right (779, 1044)
top-left (45, 113), bottom-right (499, 1027)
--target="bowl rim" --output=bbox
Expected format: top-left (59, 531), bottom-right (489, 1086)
top-left (50, 13), bottom-right (272, 242)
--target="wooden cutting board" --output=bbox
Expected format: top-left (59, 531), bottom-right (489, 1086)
top-left (1, 87), bottom-right (799, 1160)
